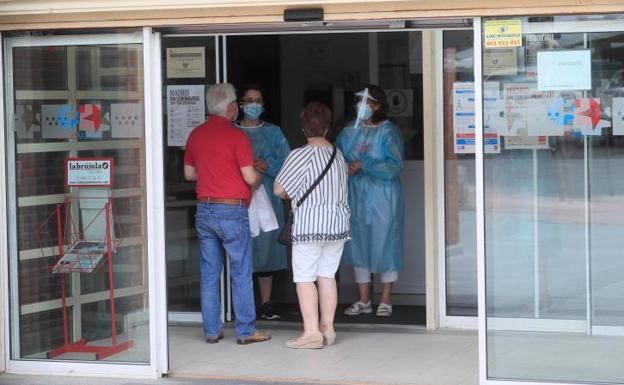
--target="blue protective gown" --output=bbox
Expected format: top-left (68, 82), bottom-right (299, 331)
top-left (236, 121), bottom-right (290, 272)
top-left (335, 119), bottom-right (404, 273)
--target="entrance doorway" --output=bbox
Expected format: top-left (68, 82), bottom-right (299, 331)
top-left (162, 29), bottom-right (427, 327)
top-left (231, 31), bottom-right (426, 325)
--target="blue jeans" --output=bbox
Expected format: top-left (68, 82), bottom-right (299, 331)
top-left (195, 203), bottom-right (256, 339)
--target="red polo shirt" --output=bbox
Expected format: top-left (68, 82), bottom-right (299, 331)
top-left (184, 115), bottom-right (254, 205)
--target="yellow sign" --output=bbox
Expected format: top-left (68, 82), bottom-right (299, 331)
top-left (484, 19), bottom-right (522, 48)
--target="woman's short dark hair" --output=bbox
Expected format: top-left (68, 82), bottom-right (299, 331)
top-left (300, 102), bottom-right (332, 138)
top-left (240, 83), bottom-right (265, 99)
top-left (359, 84), bottom-right (388, 124)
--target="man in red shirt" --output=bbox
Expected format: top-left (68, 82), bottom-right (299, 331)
top-left (184, 83), bottom-right (271, 345)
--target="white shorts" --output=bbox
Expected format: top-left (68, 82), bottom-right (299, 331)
top-left (292, 241), bottom-right (346, 283)
top-left (353, 267), bottom-right (398, 284)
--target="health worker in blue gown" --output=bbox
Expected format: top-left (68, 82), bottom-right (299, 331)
top-left (236, 84), bottom-right (290, 320)
top-left (336, 84), bottom-right (404, 318)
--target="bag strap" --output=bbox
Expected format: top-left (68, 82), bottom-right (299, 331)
top-left (294, 146), bottom-right (337, 209)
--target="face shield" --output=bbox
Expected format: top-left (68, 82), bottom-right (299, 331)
top-left (354, 88), bottom-right (378, 128)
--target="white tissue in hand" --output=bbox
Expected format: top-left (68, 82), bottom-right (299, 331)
top-left (248, 185), bottom-right (279, 237)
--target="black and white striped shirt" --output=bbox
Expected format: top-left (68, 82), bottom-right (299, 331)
top-left (276, 146), bottom-right (350, 244)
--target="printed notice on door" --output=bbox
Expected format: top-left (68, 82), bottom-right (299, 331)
top-left (483, 48), bottom-right (518, 76)
top-left (167, 85), bottom-right (205, 147)
top-left (504, 136), bottom-right (549, 150)
top-left (452, 82), bottom-right (501, 154)
top-left (484, 19), bottom-right (522, 48)
top-left (537, 50), bottom-right (591, 91)
top-left (166, 47), bottom-right (205, 78)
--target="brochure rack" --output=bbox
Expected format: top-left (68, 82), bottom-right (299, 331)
top-left (37, 157), bottom-right (132, 360)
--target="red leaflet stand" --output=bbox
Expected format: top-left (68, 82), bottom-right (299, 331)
top-left (38, 157), bottom-right (133, 360)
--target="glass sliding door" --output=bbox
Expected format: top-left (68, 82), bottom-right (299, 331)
top-left (479, 14), bottom-right (624, 384)
top-left (4, 31), bottom-right (153, 368)
top-left (587, 31), bottom-right (624, 337)
top-left (442, 29), bottom-right (478, 318)
top-left (162, 36), bottom-right (218, 320)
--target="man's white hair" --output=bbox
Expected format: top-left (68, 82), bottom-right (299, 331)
top-left (206, 83), bottom-right (237, 117)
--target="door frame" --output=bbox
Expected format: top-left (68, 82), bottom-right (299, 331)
top-left (144, 27), bottom-right (170, 377)
top-left (1, 27), bottom-right (167, 377)
top-left (162, 22), bottom-right (476, 332)
top-left (433, 27), bottom-right (479, 331)
top-left (0, 31), bottom-right (7, 374)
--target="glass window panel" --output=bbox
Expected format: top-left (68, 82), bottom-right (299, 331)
top-left (80, 295), bottom-right (145, 362)
top-left (6, 36), bottom-right (149, 364)
top-left (77, 45), bottom-right (141, 92)
top-left (19, 256), bottom-right (68, 304)
top-left (18, 204), bottom-right (62, 251)
top-left (482, 15), bottom-right (624, 384)
top-left (16, 152), bottom-right (68, 196)
top-left (81, 245), bottom-right (145, 294)
top-left (20, 310), bottom-right (72, 358)
top-left (13, 46), bottom-right (68, 91)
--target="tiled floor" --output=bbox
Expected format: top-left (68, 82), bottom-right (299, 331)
top-left (0, 373), bottom-right (354, 385)
top-left (487, 331), bottom-right (624, 383)
top-left (168, 325), bottom-right (479, 385)
top-left (6, 325), bottom-right (624, 385)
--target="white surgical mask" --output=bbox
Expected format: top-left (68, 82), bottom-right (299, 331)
top-left (357, 103), bottom-right (373, 121)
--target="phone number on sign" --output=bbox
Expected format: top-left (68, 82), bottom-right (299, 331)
top-left (485, 39), bottom-right (521, 48)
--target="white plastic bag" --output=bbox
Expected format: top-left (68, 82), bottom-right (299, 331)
top-left (248, 185), bottom-right (279, 238)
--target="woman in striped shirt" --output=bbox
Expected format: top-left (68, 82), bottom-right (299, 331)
top-left (274, 102), bottom-right (350, 349)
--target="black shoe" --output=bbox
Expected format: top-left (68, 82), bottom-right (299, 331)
top-left (206, 332), bottom-right (224, 343)
top-left (258, 302), bottom-right (281, 320)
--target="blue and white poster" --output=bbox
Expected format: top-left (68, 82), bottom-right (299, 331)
top-left (452, 82), bottom-right (501, 154)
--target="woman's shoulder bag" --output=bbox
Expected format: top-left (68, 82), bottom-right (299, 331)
top-left (277, 146), bottom-right (338, 246)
